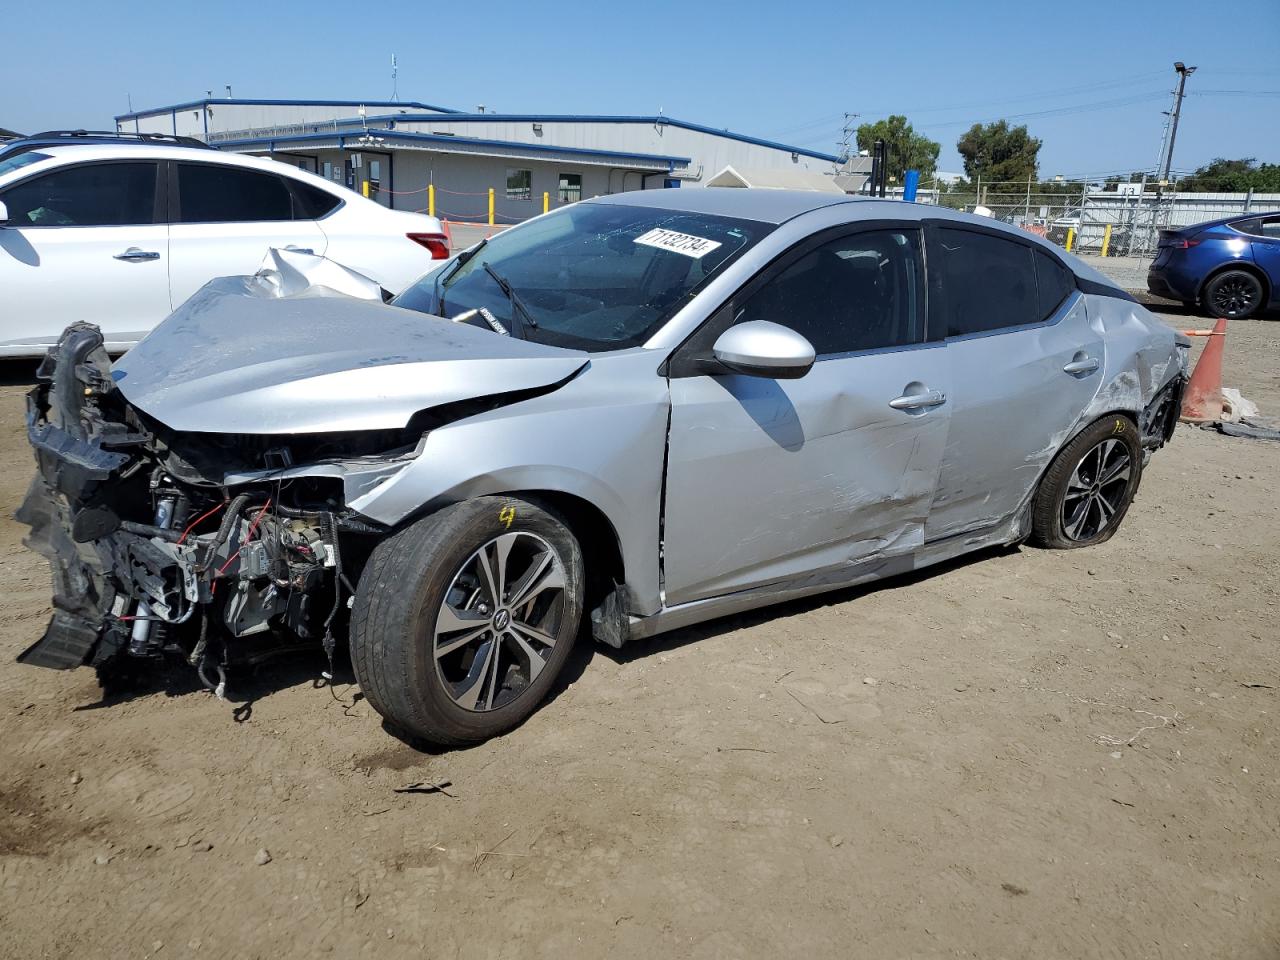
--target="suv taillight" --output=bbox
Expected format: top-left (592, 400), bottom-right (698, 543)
top-left (407, 233), bottom-right (450, 259)
top-left (1172, 238), bottom-right (1201, 249)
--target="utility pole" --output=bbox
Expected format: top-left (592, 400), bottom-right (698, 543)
top-left (1160, 61), bottom-right (1196, 188)
top-left (839, 112), bottom-right (859, 164)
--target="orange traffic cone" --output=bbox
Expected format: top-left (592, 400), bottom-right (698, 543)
top-left (1180, 316), bottom-right (1228, 423)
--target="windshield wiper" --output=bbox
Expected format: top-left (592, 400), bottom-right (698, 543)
top-left (482, 261), bottom-right (539, 340)
top-left (436, 238), bottom-right (488, 316)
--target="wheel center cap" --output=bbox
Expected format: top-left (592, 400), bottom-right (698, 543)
top-left (492, 609), bottom-right (511, 631)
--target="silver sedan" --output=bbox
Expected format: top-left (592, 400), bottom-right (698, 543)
top-left (20, 189), bottom-right (1188, 745)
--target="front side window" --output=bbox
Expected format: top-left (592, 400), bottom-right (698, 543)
top-left (935, 228), bottom-right (1038, 336)
top-left (393, 201), bottom-right (771, 351)
top-left (175, 163), bottom-right (293, 223)
top-left (734, 229), bottom-right (924, 356)
top-left (0, 162), bottom-right (156, 227)
top-left (506, 168), bottom-right (532, 201)
top-left (558, 172), bottom-right (582, 203)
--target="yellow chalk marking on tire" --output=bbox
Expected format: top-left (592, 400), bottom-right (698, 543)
top-left (499, 506), bottom-right (516, 529)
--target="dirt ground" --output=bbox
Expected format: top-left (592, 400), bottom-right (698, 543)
top-left (1, 308), bottom-right (1277, 960)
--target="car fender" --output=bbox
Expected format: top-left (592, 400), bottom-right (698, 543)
top-left (346, 350), bottom-right (671, 616)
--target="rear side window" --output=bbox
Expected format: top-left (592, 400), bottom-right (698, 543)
top-left (1034, 249), bottom-right (1076, 318)
top-left (1261, 217), bottom-right (1280, 240)
top-left (176, 163), bottom-right (294, 223)
top-left (290, 179), bottom-right (342, 218)
top-left (1, 162), bottom-right (156, 226)
top-left (1232, 218), bottom-right (1262, 237)
top-left (735, 229), bottom-right (925, 356)
top-left (935, 228), bottom-right (1038, 336)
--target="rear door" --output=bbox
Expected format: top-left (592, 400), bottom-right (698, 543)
top-left (924, 225), bottom-right (1104, 542)
top-left (0, 160), bottom-right (169, 350)
top-left (166, 161), bottom-right (326, 309)
top-left (662, 224), bottom-right (951, 606)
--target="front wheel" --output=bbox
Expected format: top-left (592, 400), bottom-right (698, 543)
top-left (1203, 270), bottom-right (1264, 319)
top-left (1031, 416), bottom-right (1143, 549)
top-left (351, 496), bottom-right (584, 746)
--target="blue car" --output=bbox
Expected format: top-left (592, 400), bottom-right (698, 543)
top-left (1147, 211), bottom-right (1280, 319)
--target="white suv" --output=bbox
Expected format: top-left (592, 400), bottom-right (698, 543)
top-left (0, 133), bottom-right (449, 356)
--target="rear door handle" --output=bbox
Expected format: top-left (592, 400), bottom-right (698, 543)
top-left (1063, 357), bottom-right (1100, 375)
top-left (889, 390), bottom-right (947, 411)
top-left (114, 248), bottom-right (160, 262)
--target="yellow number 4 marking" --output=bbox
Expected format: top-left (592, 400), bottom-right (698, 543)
top-left (499, 506), bottom-right (517, 529)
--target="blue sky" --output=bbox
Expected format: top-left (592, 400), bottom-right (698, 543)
top-left (3, 0), bottom-right (1277, 181)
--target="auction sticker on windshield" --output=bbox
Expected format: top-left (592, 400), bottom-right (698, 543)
top-left (633, 228), bottom-right (723, 259)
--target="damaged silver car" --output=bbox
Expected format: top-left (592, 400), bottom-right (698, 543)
top-left (19, 190), bottom-right (1188, 745)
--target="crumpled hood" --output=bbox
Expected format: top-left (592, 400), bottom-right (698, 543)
top-left (113, 276), bottom-right (589, 434)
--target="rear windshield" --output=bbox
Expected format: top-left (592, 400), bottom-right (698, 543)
top-left (393, 201), bottom-right (772, 351)
top-left (0, 151), bottom-right (51, 179)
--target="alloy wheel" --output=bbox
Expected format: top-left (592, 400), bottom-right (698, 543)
top-left (1211, 276), bottom-right (1259, 317)
top-left (1061, 438), bottom-right (1131, 542)
top-left (433, 532), bottom-right (567, 712)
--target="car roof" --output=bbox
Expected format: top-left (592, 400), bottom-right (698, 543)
top-left (1178, 210), bottom-right (1280, 232)
top-left (0, 142), bottom-right (340, 190)
top-left (591, 187), bottom-right (860, 224)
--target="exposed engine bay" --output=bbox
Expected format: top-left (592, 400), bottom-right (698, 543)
top-left (19, 323), bottom-right (391, 690)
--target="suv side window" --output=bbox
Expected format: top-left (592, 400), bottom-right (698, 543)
top-left (0, 162), bottom-right (157, 227)
top-left (291, 180), bottom-right (342, 218)
top-left (1261, 216), bottom-right (1280, 240)
top-left (175, 163), bottom-right (296, 223)
top-left (935, 227), bottom-right (1039, 336)
top-left (734, 229), bottom-right (925, 356)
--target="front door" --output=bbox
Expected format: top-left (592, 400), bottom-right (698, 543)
top-left (0, 160), bottom-right (170, 350)
top-left (662, 225), bottom-right (951, 606)
top-left (924, 225), bottom-right (1105, 541)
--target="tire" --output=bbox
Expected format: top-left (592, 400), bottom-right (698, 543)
top-left (1203, 270), bottom-right (1264, 320)
top-left (350, 496), bottom-right (584, 746)
top-left (1030, 415), bottom-right (1143, 550)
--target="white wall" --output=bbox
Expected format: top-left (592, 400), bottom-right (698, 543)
top-left (120, 102), bottom-right (445, 140)
top-left (369, 117), bottom-right (836, 185)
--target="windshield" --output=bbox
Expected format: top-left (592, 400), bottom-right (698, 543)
top-left (0, 151), bottom-right (51, 179)
top-left (393, 201), bottom-right (772, 351)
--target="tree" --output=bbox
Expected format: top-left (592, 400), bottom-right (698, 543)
top-left (956, 120), bottom-right (1042, 184)
top-left (1177, 158), bottom-right (1280, 193)
top-left (855, 115), bottom-right (940, 182)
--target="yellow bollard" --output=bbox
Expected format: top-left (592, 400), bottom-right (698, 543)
top-left (428, 183), bottom-right (435, 217)
top-left (361, 180), bottom-right (369, 198)
top-left (1065, 227), bottom-right (1075, 252)
top-left (488, 188), bottom-right (495, 227)
top-left (543, 191), bottom-right (550, 215)
top-left (1101, 223), bottom-right (1112, 258)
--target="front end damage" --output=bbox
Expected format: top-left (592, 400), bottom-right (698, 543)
top-left (18, 323), bottom-right (396, 684)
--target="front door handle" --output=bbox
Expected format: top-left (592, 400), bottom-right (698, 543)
top-left (1063, 357), bottom-right (1100, 375)
top-left (889, 390), bottom-right (947, 411)
top-left (114, 248), bottom-right (160, 262)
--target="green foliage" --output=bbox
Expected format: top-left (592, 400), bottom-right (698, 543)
top-left (855, 115), bottom-right (940, 182)
top-left (1177, 158), bottom-right (1280, 193)
top-left (956, 121), bottom-right (1042, 183)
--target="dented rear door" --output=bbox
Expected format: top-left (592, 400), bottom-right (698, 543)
top-left (924, 226), bottom-right (1104, 541)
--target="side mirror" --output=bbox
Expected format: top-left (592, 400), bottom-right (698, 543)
top-left (0, 199), bottom-right (8, 226)
top-left (711, 320), bottom-right (815, 380)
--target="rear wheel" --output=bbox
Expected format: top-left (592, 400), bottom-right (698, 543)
top-left (1203, 270), bottom-right (1264, 319)
top-left (351, 496), bottom-right (583, 746)
top-left (1031, 416), bottom-right (1143, 549)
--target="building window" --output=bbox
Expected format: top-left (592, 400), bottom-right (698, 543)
top-left (558, 172), bottom-right (582, 203)
top-left (506, 168), bottom-right (532, 201)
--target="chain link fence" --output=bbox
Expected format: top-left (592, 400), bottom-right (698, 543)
top-left (904, 180), bottom-right (1280, 260)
